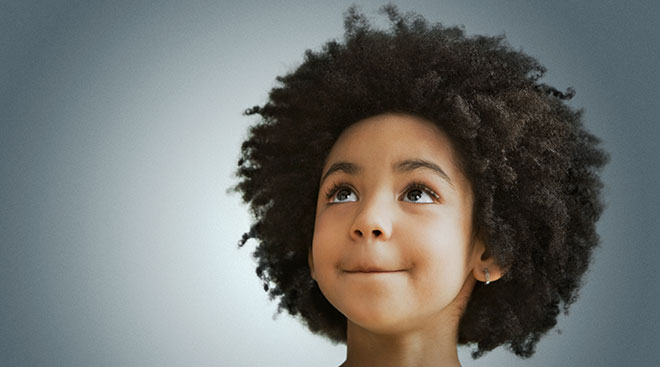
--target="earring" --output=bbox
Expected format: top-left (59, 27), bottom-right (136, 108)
top-left (484, 268), bottom-right (491, 285)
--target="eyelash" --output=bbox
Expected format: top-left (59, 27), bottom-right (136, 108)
top-left (323, 181), bottom-right (441, 203)
top-left (323, 181), bottom-right (353, 201)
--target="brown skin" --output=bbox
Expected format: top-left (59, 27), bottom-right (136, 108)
top-left (308, 113), bottom-right (504, 367)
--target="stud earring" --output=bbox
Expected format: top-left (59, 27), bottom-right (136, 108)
top-left (484, 268), bottom-right (491, 285)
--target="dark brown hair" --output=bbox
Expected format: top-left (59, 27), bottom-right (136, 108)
top-left (231, 5), bottom-right (608, 358)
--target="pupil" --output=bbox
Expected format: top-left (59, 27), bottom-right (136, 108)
top-left (408, 190), bottom-right (422, 201)
top-left (338, 190), bottom-right (350, 200)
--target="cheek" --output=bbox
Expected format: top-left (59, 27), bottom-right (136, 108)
top-left (407, 209), bottom-right (468, 249)
top-left (407, 213), bottom-right (472, 289)
top-left (311, 208), bottom-right (345, 271)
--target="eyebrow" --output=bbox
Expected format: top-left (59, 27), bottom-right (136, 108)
top-left (394, 159), bottom-right (454, 187)
top-left (320, 161), bottom-right (362, 184)
top-left (320, 159), bottom-right (454, 188)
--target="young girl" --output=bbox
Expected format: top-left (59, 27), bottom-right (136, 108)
top-left (232, 5), bottom-right (608, 366)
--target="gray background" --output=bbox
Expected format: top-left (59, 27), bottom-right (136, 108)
top-left (1, 1), bottom-right (658, 366)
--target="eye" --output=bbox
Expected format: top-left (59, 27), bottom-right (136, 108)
top-left (401, 183), bottom-right (439, 204)
top-left (332, 188), bottom-right (357, 203)
top-left (325, 183), bottom-right (358, 203)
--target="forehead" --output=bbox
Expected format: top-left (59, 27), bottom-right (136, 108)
top-left (324, 113), bottom-right (463, 179)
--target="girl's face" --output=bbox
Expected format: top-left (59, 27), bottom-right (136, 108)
top-left (310, 113), bottom-right (487, 335)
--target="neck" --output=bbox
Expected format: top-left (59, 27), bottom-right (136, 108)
top-left (340, 316), bottom-right (462, 367)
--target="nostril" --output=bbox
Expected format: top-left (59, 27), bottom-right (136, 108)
top-left (373, 230), bottom-right (382, 237)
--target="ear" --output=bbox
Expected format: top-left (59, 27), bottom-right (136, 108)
top-left (307, 247), bottom-right (316, 281)
top-left (471, 236), bottom-right (506, 284)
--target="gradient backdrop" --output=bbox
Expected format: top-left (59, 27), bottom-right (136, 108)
top-left (2, 1), bottom-right (659, 366)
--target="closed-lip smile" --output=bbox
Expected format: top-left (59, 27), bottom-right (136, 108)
top-left (343, 266), bottom-right (405, 273)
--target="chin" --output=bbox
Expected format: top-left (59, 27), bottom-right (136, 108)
top-left (340, 301), bottom-right (415, 335)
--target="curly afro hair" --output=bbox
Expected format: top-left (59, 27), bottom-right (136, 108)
top-left (231, 4), bottom-right (608, 359)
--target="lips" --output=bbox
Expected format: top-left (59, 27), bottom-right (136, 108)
top-left (343, 266), bottom-right (404, 273)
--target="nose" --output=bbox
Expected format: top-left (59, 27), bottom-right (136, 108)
top-left (349, 193), bottom-right (393, 242)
